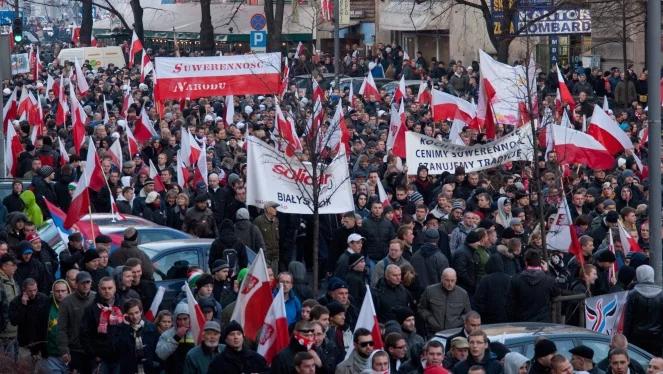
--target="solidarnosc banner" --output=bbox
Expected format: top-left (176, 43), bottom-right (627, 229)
top-left (246, 137), bottom-right (354, 214)
top-left (406, 129), bottom-right (534, 174)
top-left (154, 53), bottom-right (281, 101)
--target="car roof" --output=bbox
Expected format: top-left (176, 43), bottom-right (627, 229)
top-left (436, 322), bottom-right (591, 340)
top-left (139, 238), bottom-right (213, 252)
top-left (79, 214), bottom-right (155, 226)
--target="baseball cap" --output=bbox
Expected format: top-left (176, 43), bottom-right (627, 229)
top-left (347, 233), bottom-right (365, 243)
top-left (76, 271), bottom-right (93, 283)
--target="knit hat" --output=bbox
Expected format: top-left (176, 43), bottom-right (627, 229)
top-left (173, 302), bottom-right (189, 317)
top-left (392, 306), bottom-right (415, 325)
top-left (188, 269), bottom-right (204, 289)
top-left (236, 268), bottom-right (249, 285)
top-left (451, 200), bottom-right (464, 211)
top-left (603, 199), bottom-right (616, 208)
top-left (569, 345), bottom-right (594, 360)
top-left (124, 227), bottom-right (138, 241)
top-left (145, 191), bottom-right (160, 204)
top-left (348, 253), bottom-right (364, 268)
top-left (327, 301), bottom-right (345, 317)
top-left (424, 228), bottom-right (439, 241)
top-left (489, 341), bottom-right (510, 360)
top-left (236, 208), bottom-right (250, 220)
top-left (465, 230), bottom-right (483, 245)
top-left (19, 241), bottom-right (33, 255)
top-left (534, 339), bottom-right (557, 358)
top-left (605, 211), bottom-right (620, 223)
top-left (37, 165), bottom-right (55, 178)
top-left (83, 250), bottom-right (100, 264)
top-left (69, 232), bottom-right (83, 242)
top-left (195, 273), bottom-right (214, 290)
top-left (222, 320), bottom-right (244, 340)
top-left (228, 173), bottom-right (241, 186)
top-left (327, 277), bottom-right (348, 291)
top-left (211, 259), bottom-right (230, 273)
top-left (95, 235), bottom-right (112, 244)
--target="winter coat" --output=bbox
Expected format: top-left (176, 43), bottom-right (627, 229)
top-left (208, 220), bottom-right (249, 271)
top-left (3, 191), bottom-right (25, 214)
top-left (183, 205), bottom-right (217, 238)
top-left (183, 344), bottom-right (224, 374)
top-left (33, 241), bottom-right (59, 279)
top-left (496, 245), bottom-right (523, 276)
top-left (156, 326), bottom-right (196, 374)
top-left (410, 243), bottom-right (450, 289)
top-left (110, 239), bottom-right (155, 280)
top-left (234, 219), bottom-right (265, 252)
top-left (363, 215), bottom-right (396, 261)
top-left (15, 257), bottom-right (52, 294)
top-left (452, 244), bottom-right (478, 295)
top-left (9, 291), bottom-right (50, 356)
top-left (374, 278), bottom-right (415, 323)
top-left (418, 284), bottom-right (471, 335)
top-left (208, 347), bottom-right (269, 374)
top-left (0, 270), bottom-right (19, 339)
top-left (110, 321), bottom-right (161, 374)
top-left (270, 338), bottom-right (308, 374)
top-left (372, 256), bottom-right (412, 287)
top-left (254, 213), bottom-right (280, 262)
top-left (56, 290), bottom-right (96, 355)
top-left (20, 190), bottom-right (43, 227)
top-left (143, 203), bottom-right (167, 225)
top-left (58, 243), bottom-right (84, 275)
top-left (449, 223), bottom-right (472, 254)
top-left (54, 175), bottom-right (74, 212)
top-left (623, 273), bottom-right (663, 354)
top-left (30, 176), bottom-right (57, 217)
top-left (80, 294), bottom-right (123, 361)
top-left (289, 261), bottom-right (314, 300)
top-left (473, 254), bottom-right (511, 324)
top-left (453, 350), bottom-right (504, 374)
top-left (345, 269), bottom-right (368, 308)
top-left (509, 269), bottom-right (560, 322)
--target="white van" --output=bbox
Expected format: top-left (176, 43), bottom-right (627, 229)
top-left (57, 46), bottom-right (126, 68)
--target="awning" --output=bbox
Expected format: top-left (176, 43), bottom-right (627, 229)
top-left (93, 30), bottom-right (312, 42)
top-left (379, 0), bottom-right (450, 31)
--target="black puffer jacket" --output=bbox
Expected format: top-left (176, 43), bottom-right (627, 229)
top-left (509, 269), bottom-right (560, 322)
top-left (362, 215), bottom-right (396, 261)
top-left (373, 278), bottom-right (415, 323)
top-left (208, 219), bottom-right (248, 271)
top-left (473, 254), bottom-right (510, 323)
top-left (410, 243), bottom-right (449, 289)
top-left (623, 267), bottom-right (663, 355)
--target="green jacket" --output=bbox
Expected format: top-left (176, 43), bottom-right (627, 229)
top-left (254, 214), bottom-right (279, 260)
top-left (183, 344), bottom-right (225, 374)
top-left (0, 270), bottom-right (19, 339)
top-left (20, 190), bottom-right (43, 227)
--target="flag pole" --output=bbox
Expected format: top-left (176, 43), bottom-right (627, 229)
top-left (98, 165), bottom-right (117, 222)
top-left (87, 189), bottom-right (96, 244)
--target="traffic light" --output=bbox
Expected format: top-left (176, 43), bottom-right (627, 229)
top-left (12, 18), bottom-right (22, 43)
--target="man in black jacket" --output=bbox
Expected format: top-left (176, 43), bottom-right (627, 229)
top-left (8, 278), bottom-right (50, 357)
top-left (529, 339), bottom-right (557, 374)
top-left (509, 250), bottom-right (560, 322)
top-left (452, 330), bottom-right (503, 374)
top-left (623, 265), bottom-right (663, 356)
top-left (373, 264), bottom-right (414, 323)
top-left (270, 320), bottom-right (317, 374)
top-left (445, 311), bottom-right (481, 353)
top-left (363, 201), bottom-right (396, 262)
top-left (208, 321), bottom-right (269, 373)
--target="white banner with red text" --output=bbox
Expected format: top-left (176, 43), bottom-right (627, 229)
top-left (246, 137), bottom-right (354, 214)
top-left (154, 53), bottom-right (281, 101)
top-left (405, 129), bottom-right (534, 174)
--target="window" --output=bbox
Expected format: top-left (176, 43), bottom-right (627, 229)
top-left (523, 339), bottom-right (575, 359)
top-left (152, 249), bottom-right (199, 281)
top-left (137, 229), bottom-right (185, 244)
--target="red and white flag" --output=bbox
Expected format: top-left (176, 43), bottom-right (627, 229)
top-left (144, 286), bottom-right (166, 321)
top-left (432, 89), bottom-right (475, 124)
top-left (347, 286), bottom-right (383, 358)
top-left (58, 137), bottom-right (69, 164)
top-left (176, 151), bottom-right (190, 189)
top-left (5, 122), bottom-right (23, 177)
top-left (193, 140), bottom-right (208, 188)
top-left (312, 78), bottom-right (325, 104)
top-left (392, 75), bottom-right (406, 105)
top-left (128, 30), bottom-right (143, 68)
top-left (603, 95), bottom-right (610, 112)
top-left (280, 58), bottom-right (290, 98)
top-left (140, 51), bottom-right (154, 83)
top-left (587, 104), bottom-right (634, 155)
top-left (2, 87), bottom-right (17, 134)
top-left (180, 129), bottom-right (202, 167)
top-left (293, 42), bottom-right (304, 60)
top-left (71, 26), bottom-right (80, 45)
top-left (417, 81), bottom-right (431, 105)
top-left (109, 138), bottom-right (123, 170)
top-left (64, 139), bottom-right (106, 228)
top-left (326, 100), bottom-right (351, 154)
top-left (55, 75), bottom-right (69, 127)
top-left (273, 102), bottom-right (302, 157)
top-left (555, 64), bottom-right (575, 109)
top-left (225, 95), bottom-right (234, 125)
top-left (133, 106), bottom-right (158, 144)
top-left (69, 82), bottom-right (87, 154)
top-left (124, 124), bottom-right (140, 156)
top-left (348, 80), bottom-right (356, 108)
top-left (552, 123), bottom-right (614, 170)
top-left (618, 221), bottom-right (642, 255)
top-left (376, 179), bottom-right (390, 207)
top-left (149, 159), bottom-right (166, 192)
top-left (546, 195), bottom-right (582, 262)
top-left (359, 71), bottom-right (380, 101)
top-left (182, 282), bottom-right (207, 343)
top-left (231, 249), bottom-right (274, 341)
top-left (74, 58), bottom-right (89, 95)
top-left (121, 90), bottom-right (134, 119)
top-left (257, 284), bottom-right (289, 364)
top-left (386, 99), bottom-right (406, 158)
top-left (46, 74), bottom-right (55, 96)
top-left (16, 86), bottom-right (30, 119)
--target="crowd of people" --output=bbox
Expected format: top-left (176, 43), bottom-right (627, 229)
top-left (0, 24), bottom-right (660, 374)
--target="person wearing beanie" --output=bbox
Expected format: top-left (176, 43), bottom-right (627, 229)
top-left (15, 241), bottom-right (52, 294)
top-left (143, 191), bottom-right (166, 225)
top-left (208, 320), bottom-right (268, 373)
top-left (411, 226), bottom-right (450, 289)
top-left (344, 253), bottom-right (368, 307)
top-left (452, 228), bottom-right (488, 295)
top-left (195, 273), bottom-right (223, 321)
top-left (210, 259), bottom-right (234, 307)
top-left (392, 305), bottom-right (425, 350)
top-left (592, 248), bottom-right (617, 296)
top-left (324, 300), bottom-right (352, 357)
top-left (82, 249), bottom-right (104, 290)
top-left (59, 232), bottom-right (85, 275)
top-left (156, 303), bottom-right (196, 374)
top-left (183, 320), bottom-right (225, 374)
top-left (530, 339), bottom-right (557, 374)
top-left (623, 265), bottom-right (663, 355)
top-left (208, 219), bottom-right (249, 276)
top-left (509, 250), bottom-right (560, 323)
top-left (109, 227), bottom-right (155, 280)
top-left (183, 193), bottom-right (217, 238)
top-left (233, 207), bottom-right (265, 254)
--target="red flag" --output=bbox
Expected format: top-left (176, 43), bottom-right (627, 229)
top-left (431, 89), bottom-right (475, 124)
top-left (5, 122), bottom-right (23, 177)
top-left (64, 140), bottom-right (106, 228)
top-left (180, 129), bottom-right (202, 166)
top-left (231, 249), bottom-right (274, 340)
top-left (192, 141), bottom-right (208, 188)
top-left (109, 138), bottom-right (123, 170)
top-left (140, 51), bottom-right (154, 83)
top-left (2, 87), bottom-right (17, 134)
top-left (257, 285), bottom-right (289, 364)
top-left (416, 81), bottom-right (431, 105)
top-left (552, 123), bottom-right (615, 170)
top-left (71, 26), bottom-right (80, 46)
top-left (145, 286), bottom-right (166, 322)
top-left (133, 106), bottom-right (158, 144)
top-left (16, 86), bottom-right (31, 119)
top-left (149, 160), bottom-right (166, 192)
top-left (293, 42), bottom-right (304, 60)
top-left (58, 137), bottom-right (70, 165)
top-left (55, 75), bottom-right (69, 127)
top-left (128, 30), bottom-right (143, 68)
top-left (69, 82), bottom-right (87, 155)
top-left (176, 151), bottom-right (190, 189)
top-left (377, 179), bottom-right (390, 207)
top-left (183, 282), bottom-right (207, 343)
top-left (359, 71), bottom-right (380, 101)
top-left (555, 64), bottom-right (575, 108)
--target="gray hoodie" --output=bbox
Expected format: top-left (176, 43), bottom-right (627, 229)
top-left (633, 265), bottom-right (662, 298)
top-left (504, 352), bottom-right (529, 374)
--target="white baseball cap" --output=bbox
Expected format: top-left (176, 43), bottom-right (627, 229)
top-left (347, 233), bottom-right (365, 243)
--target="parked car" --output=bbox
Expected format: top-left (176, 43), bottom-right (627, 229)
top-left (381, 80), bottom-right (424, 98)
top-left (434, 322), bottom-right (653, 368)
top-left (140, 239), bottom-right (256, 310)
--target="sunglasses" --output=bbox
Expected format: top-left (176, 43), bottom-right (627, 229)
top-left (298, 329), bottom-right (314, 334)
top-left (359, 341), bottom-right (374, 348)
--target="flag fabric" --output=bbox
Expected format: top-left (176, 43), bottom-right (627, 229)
top-left (125, 124), bottom-right (140, 156)
top-left (149, 160), bottom-right (166, 192)
top-left (225, 95), bottom-right (234, 125)
top-left (128, 30), bottom-right (143, 68)
top-left (346, 286), bottom-right (383, 359)
top-left (46, 74), bottom-right (55, 95)
top-left (71, 26), bottom-right (80, 45)
top-left (5, 122), bottom-right (23, 177)
top-left (417, 81), bottom-right (431, 105)
top-left (102, 95), bottom-right (110, 124)
top-left (293, 42), bottom-right (304, 60)
top-left (2, 87), bottom-right (17, 133)
top-left (325, 100), bottom-right (350, 154)
top-left (376, 179), bottom-right (390, 207)
top-left (140, 51), bottom-right (154, 83)
top-left (55, 75), bottom-right (69, 127)
top-left (273, 102), bottom-right (303, 157)
top-left (546, 195), bottom-right (582, 263)
top-left (145, 286), bottom-right (166, 321)
top-left (587, 105), bottom-right (635, 155)
top-left (392, 75), bottom-right (406, 105)
top-left (121, 90), bottom-right (134, 119)
top-left (109, 139), bottom-right (123, 170)
top-left (58, 138), bottom-right (70, 164)
top-left (555, 64), bottom-right (575, 108)
top-left (552, 124), bottom-right (615, 170)
top-left (359, 71), bottom-right (380, 101)
top-left (182, 282), bottom-right (207, 343)
top-left (180, 129), bottom-right (201, 167)
top-left (43, 198), bottom-right (73, 243)
top-left (280, 58), bottom-right (290, 97)
top-left (176, 151), bottom-right (190, 189)
top-left (386, 99), bottom-right (406, 158)
top-left (320, 0), bottom-right (333, 21)
top-left (69, 82), bottom-right (87, 154)
top-left (585, 291), bottom-right (628, 335)
top-left (256, 285), bottom-right (289, 364)
top-left (193, 141), bottom-right (208, 188)
top-left (16, 86), bottom-right (30, 119)
top-left (133, 106), bottom-right (158, 144)
top-left (431, 89), bottom-right (475, 124)
top-left (74, 58), bottom-right (89, 95)
top-left (603, 96), bottom-right (610, 112)
top-left (64, 139), bottom-right (106, 228)
top-left (348, 80), bottom-right (355, 108)
top-left (231, 249), bottom-right (274, 341)
top-left (617, 221), bottom-right (641, 255)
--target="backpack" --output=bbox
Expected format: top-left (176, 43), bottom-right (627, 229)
top-left (223, 246), bottom-right (239, 276)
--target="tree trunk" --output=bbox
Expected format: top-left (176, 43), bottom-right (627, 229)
top-left (621, 0), bottom-right (628, 73)
top-left (265, 0), bottom-right (285, 52)
top-left (130, 0), bottom-right (145, 42)
top-left (311, 156), bottom-right (320, 294)
top-left (496, 38), bottom-right (513, 63)
top-left (200, 0), bottom-right (215, 56)
top-left (80, 0), bottom-right (93, 46)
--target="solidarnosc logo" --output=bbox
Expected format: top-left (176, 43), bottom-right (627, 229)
top-left (272, 164), bottom-right (332, 186)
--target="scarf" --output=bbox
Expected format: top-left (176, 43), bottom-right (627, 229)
top-left (352, 350), bottom-right (369, 372)
top-left (131, 320), bottom-right (146, 374)
top-left (294, 331), bottom-right (314, 350)
top-left (98, 304), bottom-right (124, 333)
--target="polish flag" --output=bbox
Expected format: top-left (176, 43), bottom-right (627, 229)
top-left (257, 285), bottom-right (289, 364)
top-left (5, 122), bottom-right (23, 177)
top-left (392, 75), bottom-right (406, 105)
top-left (293, 42), bottom-right (304, 60)
top-left (144, 286), bottom-right (166, 322)
top-left (102, 95), bottom-right (110, 124)
top-left (74, 58), bottom-right (89, 96)
top-left (326, 100), bottom-right (350, 154)
top-left (552, 123), bottom-right (615, 170)
top-left (121, 90), bottom-right (134, 119)
top-left (376, 179), bottom-right (390, 207)
top-left (69, 83), bottom-right (87, 155)
top-left (149, 160), bottom-right (166, 192)
top-left (273, 102), bottom-right (302, 157)
top-left (133, 106), bottom-right (158, 144)
top-left (417, 81), bottom-right (432, 105)
top-left (140, 51), bottom-right (154, 83)
top-left (109, 138), bottom-right (123, 170)
top-left (180, 129), bottom-right (202, 166)
top-left (46, 74), bottom-right (55, 95)
top-left (347, 286), bottom-right (383, 358)
top-left (225, 95), bottom-right (234, 125)
top-left (359, 71), bottom-right (380, 101)
top-left (386, 99), bottom-right (406, 158)
top-left (231, 249), bottom-right (274, 341)
top-left (603, 95), bottom-right (610, 112)
top-left (55, 75), bottom-right (69, 127)
top-left (587, 104), bottom-right (634, 155)
top-left (58, 137), bottom-right (69, 164)
top-left (432, 89), bottom-right (475, 124)
top-left (182, 282), bottom-right (207, 343)
top-left (125, 124), bottom-right (140, 156)
top-left (555, 64), bottom-right (575, 108)
top-left (192, 140), bottom-right (208, 188)
top-left (608, 228), bottom-right (618, 280)
top-left (312, 78), bottom-right (325, 104)
top-left (280, 58), bottom-right (290, 97)
top-left (2, 87), bottom-right (17, 134)
top-left (16, 86), bottom-right (31, 119)
top-left (176, 151), bottom-right (190, 189)
top-left (618, 221), bottom-right (642, 254)
top-left (545, 195), bottom-right (582, 262)
top-left (64, 139), bottom-right (106, 228)
top-left (128, 30), bottom-right (143, 68)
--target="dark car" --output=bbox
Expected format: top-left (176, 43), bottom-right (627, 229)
top-left (434, 322), bottom-right (653, 368)
top-left (140, 239), bottom-right (256, 310)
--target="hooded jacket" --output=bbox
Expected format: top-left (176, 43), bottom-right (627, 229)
top-left (504, 352), bottom-right (529, 374)
top-left (474, 254), bottom-right (511, 324)
top-left (208, 219), bottom-right (249, 271)
top-left (109, 239), bottom-right (155, 280)
top-left (8, 290), bottom-right (50, 356)
top-left (233, 216), bottom-right (265, 252)
top-left (623, 265), bottom-right (663, 351)
top-left (509, 269), bottom-right (560, 322)
top-left (156, 303), bottom-right (196, 374)
top-left (56, 289), bottom-right (96, 355)
top-left (20, 190), bottom-right (43, 227)
top-left (410, 243), bottom-right (449, 289)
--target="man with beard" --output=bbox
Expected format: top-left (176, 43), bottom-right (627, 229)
top-left (336, 328), bottom-right (375, 374)
top-left (111, 298), bottom-right (160, 374)
top-left (81, 277), bottom-right (123, 373)
top-left (183, 320), bottom-right (224, 374)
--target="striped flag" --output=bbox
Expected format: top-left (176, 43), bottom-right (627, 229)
top-left (145, 286), bottom-right (166, 321)
top-left (182, 282), bottom-right (206, 342)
